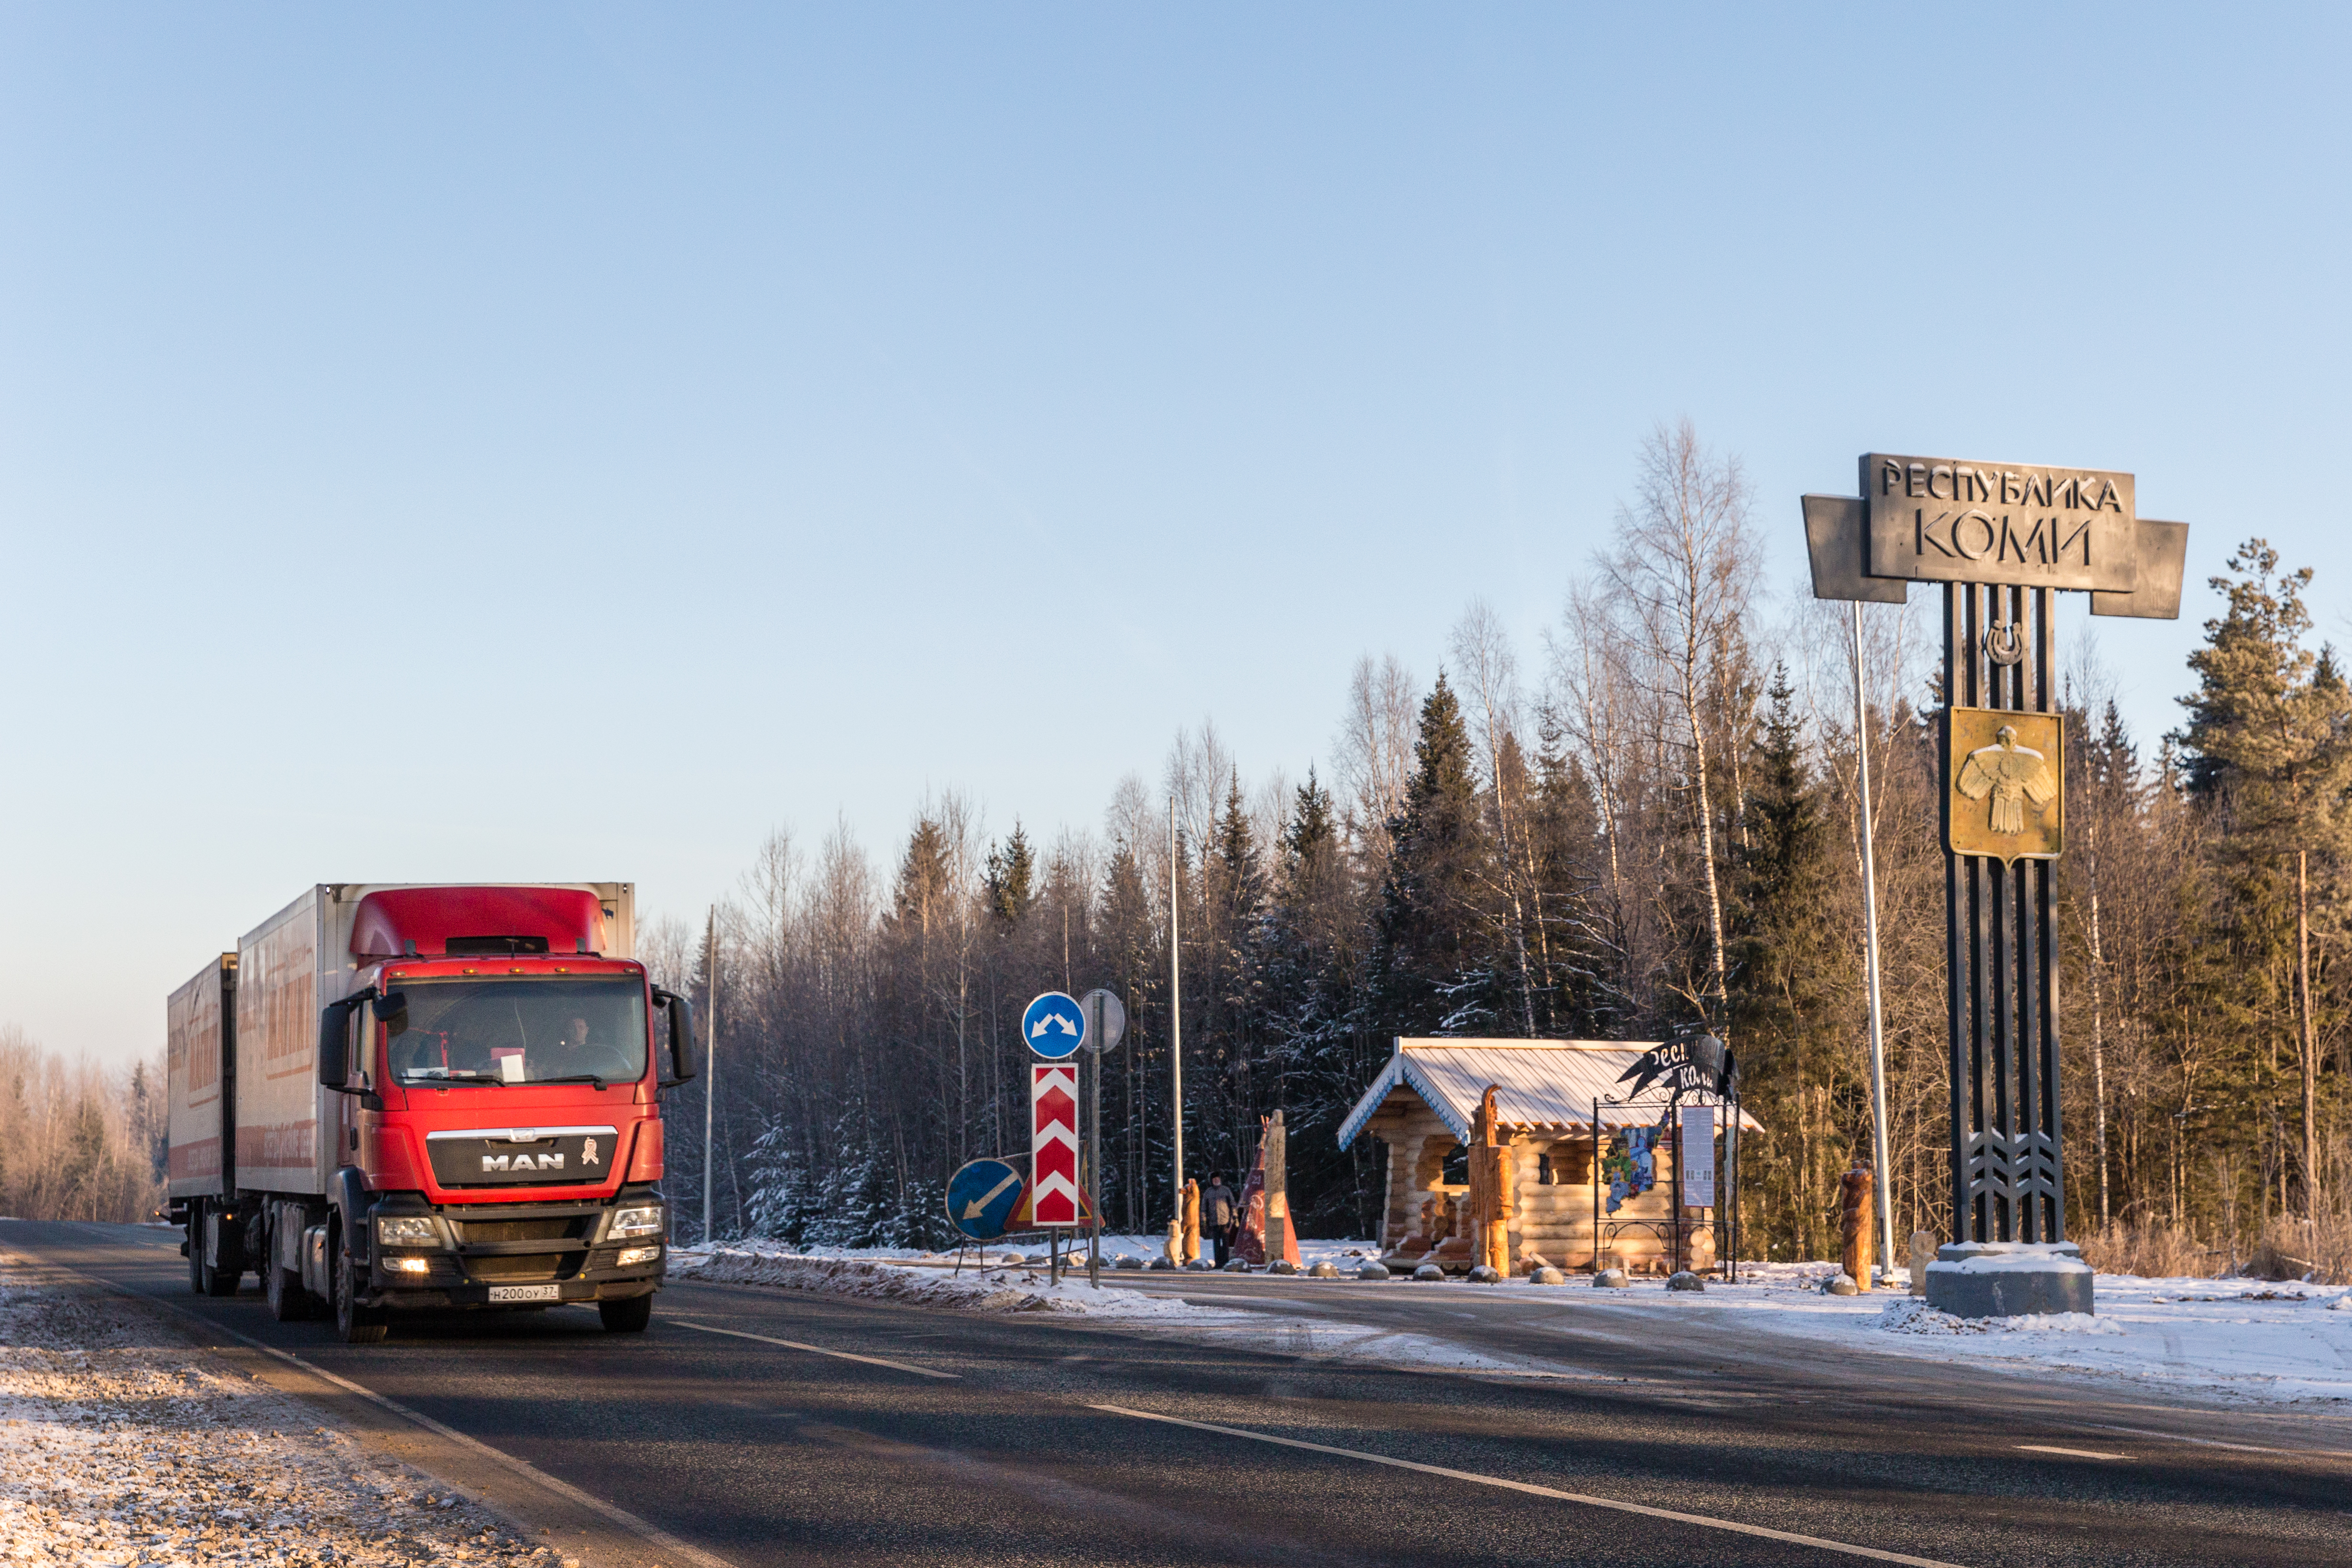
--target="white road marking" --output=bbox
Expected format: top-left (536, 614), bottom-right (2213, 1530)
top-left (2016, 1445), bottom-right (2125, 1461)
top-left (672, 1318), bottom-right (959, 1378)
top-left (2076, 1421), bottom-right (2352, 1459)
top-left (1090, 1403), bottom-right (1968, 1567)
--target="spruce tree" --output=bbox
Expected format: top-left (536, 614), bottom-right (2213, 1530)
top-left (1371, 674), bottom-right (1492, 1034)
top-left (1727, 664), bottom-right (1848, 1257)
top-left (983, 823), bottom-right (1035, 927)
top-left (2174, 540), bottom-right (2352, 1224)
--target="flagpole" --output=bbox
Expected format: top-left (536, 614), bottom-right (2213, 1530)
top-left (1853, 602), bottom-right (1896, 1280)
top-left (1169, 799), bottom-right (1183, 1214)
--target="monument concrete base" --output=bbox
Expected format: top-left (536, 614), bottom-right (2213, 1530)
top-left (1924, 1240), bottom-right (2094, 1318)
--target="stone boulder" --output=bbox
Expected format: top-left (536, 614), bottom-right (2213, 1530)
top-left (1413, 1262), bottom-right (1446, 1281)
top-left (1823, 1273), bottom-right (1860, 1296)
top-left (1467, 1264), bottom-right (1503, 1283)
top-left (1309, 1261), bottom-right (1342, 1279)
top-left (1357, 1262), bottom-right (1392, 1281)
top-left (1530, 1266), bottom-right (1565, 1285)
top-left (1594, 1268), bottom-right (1631, 1288)
top-left (1666, 1271), bottom-right (1706, 1292)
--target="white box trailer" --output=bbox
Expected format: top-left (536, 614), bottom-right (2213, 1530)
top-left (165, 955), bottom-right (235, 1200)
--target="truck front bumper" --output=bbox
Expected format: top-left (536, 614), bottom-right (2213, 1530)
top-left (359, 1188), bottom-right (667, 1309)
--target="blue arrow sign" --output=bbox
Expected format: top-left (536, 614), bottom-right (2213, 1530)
top-left (946, 1157), bottom-right (1028, 1240)
top-left (1022, 991), bottom-right (1086, 1060)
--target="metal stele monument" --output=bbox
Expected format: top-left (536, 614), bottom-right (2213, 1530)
top-left (1804, 454), bottom-right (2188, 1318)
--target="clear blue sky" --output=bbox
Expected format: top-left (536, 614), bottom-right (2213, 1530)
top-left (4, 5), bottom-right (2346, 1068)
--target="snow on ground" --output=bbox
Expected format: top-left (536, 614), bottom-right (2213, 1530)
top-left (671, 1243), bottom-right (1528, 1373)
top-left (704, 1234), bottom-right (1380, 1270)
top-left (673, 1246), bottom-right (1214, 1318)
top-left (1460, 1260), bottom-right (2352, 1406)
top-left (0, 1247), bottom-right (562, 1568)
top-left (679, 1239), bottom-right (2352, 1404)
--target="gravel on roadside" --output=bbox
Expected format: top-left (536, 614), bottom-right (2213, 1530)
top-left (0, 1248), bottom-right (568, 1568)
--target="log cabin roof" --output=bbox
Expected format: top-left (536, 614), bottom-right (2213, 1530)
top-left (1335, 1038), bottom-right (1762, 1149)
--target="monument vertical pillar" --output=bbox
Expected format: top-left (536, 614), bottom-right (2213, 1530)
top-left (1942, 582), bottom-right (2065, 1246)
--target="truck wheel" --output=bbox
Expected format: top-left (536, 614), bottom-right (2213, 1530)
top-left (597, 1296), bottom-right (653, 1333)
top-left (265, 1224), bottom-right (315, 1322)
top-left (331, 1225), bottom-right (388, 1345)
top-left (203, 1233), bottom-right (240, 1297)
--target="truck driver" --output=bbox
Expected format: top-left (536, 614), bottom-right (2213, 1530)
top-left (549, 1014), bottom-right (633, 1082)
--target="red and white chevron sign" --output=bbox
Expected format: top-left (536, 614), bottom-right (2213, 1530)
top-left (1030, 1063), bottom-right (1080, 1225)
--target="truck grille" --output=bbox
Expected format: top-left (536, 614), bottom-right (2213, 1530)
top-left (425, 1129), bottom-right (615, 1189)
top-left (470, 1254), bottom-right (567, 1281)
top-left (453, 1218), bottom-right (579, 1244)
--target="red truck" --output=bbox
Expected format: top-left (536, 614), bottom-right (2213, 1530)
top-left (166, 883), bottom-right (696, 1343)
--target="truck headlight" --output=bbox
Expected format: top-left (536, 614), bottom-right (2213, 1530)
top-left (386, 1256), bottom-right (432, 1275)
top-left (614, 1244), bottom-right (662, 1268)
top-left (376, 1216), bottom-right (440, 1248)
top-left (608, 1204), bottom-right (663, 1240)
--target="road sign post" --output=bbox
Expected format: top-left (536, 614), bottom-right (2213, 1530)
top-left (1804, 453), bottom-right (2187, 1318)
top-left (1024, 991), bottom-right (1088, 1286)
top-left (1078, 989), bottom-right (1126, 1289)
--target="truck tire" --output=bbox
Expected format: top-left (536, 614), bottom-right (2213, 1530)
top-left (331, 1225), bottom-right (388, 1345)
top-left (598, 1296), bottom-right (653, 1333)
top-left (192, 1200), bottom-right (237, 1297)
top-left (265, 1218), bottom-right (316, 1323)
top-left (203, 1229), bottom-right (240, 1297)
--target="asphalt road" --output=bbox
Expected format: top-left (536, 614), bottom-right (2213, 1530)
top-left (7, 1221), bottom-right (2350, 1568)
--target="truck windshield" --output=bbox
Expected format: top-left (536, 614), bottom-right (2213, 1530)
top-left (386, 977), bottom-right (647, 1086)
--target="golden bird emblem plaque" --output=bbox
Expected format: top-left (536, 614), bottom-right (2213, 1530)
top-left (1946, 707), bottom-right (2063, 863)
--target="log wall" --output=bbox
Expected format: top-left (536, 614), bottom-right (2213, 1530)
top-left (1361, 1090), bottom-right (1716, 1275)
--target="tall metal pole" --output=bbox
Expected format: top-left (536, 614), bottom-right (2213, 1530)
top-left (1088, 992), bottom-right (1103, 1288)
top-left (1852, 602), bottom-right (1896, 1279)
top-left (1169, 800), bottom-right (1183, 1210)
top-left (703, 904), bottom-right (718, 1245)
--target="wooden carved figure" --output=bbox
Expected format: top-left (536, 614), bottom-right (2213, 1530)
top-left (1467, 1085), bottom-right (1514, 1275)
top-left (1839, 1159), bottom-right (1874, 1290)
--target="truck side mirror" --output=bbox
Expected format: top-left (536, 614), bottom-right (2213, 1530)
top-left (376, 991), bottom-right (409, 1038)
top-left (318, 1000), bottom-right (354, 1088)
top-left (653, 987), bottom-right (698, 1085)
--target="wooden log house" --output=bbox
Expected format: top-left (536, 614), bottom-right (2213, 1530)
top-left (1337, 1039), bottom-right (1760, 1276)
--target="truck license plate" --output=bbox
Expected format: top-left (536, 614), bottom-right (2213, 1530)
top-left (489, 1284), bottom-right (560, 1303)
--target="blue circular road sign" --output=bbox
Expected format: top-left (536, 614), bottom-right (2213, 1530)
top-left (945, 1158), bottom-right (1028, 1241)
top-left (1021, 991), bottom-right (1086, 1059)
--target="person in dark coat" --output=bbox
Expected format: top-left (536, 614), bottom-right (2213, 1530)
top-left (1202, 1173), bottom-right (1237, 1265)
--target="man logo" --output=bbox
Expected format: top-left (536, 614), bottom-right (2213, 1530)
top-left (482, 1152), bottom-right (566, 1173)
top-left (582, 1137), bottom-right (600, 1167)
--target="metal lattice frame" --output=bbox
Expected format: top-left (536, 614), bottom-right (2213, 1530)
top-left (1943, 583), bottom-right (2065, 1244)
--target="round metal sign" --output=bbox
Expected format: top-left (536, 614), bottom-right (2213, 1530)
top-left (1021, 991), bottom-right (1086, 1059)
top-left (945, 1157), bottom-right (1028, 1241)
top-left (1078, 989), bottom-right (1126, 1053)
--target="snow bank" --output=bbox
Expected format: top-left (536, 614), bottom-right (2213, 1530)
top-left (1555, 1261), bottom-right (2352, 1404)
top-left (670, 1244), bottom-right (1565, 1376)
top-left (703, 1234), bottom-right (1380, 1270)
top-left (1875, 1299), bottom-right (2122, 1337)
top-left (673, 1245), bottom-right (1216, 1318)
top-left (0, 1247), bottom-right (562, 1568)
